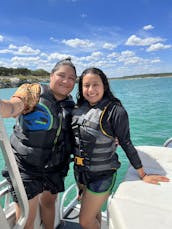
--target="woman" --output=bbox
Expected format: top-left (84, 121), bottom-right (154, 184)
top-left (72, 67), bottom-right (169, 229)
top-left (0, 57), bottom-right (76, 229)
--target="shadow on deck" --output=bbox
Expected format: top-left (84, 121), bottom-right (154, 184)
top-left (56, 221), bottom-right (82, 229)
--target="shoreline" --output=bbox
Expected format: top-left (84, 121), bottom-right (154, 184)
top-left (0, 76), bottom-right (49, 88)
top-left (110, 75), bottom-right (172, 80)
top-left (0, 74), bottom-right (172, 88)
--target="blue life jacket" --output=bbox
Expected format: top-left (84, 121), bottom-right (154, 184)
top-left (10, 84), bottom-right (75, 169)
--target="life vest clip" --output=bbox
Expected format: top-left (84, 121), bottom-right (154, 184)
top-left (74, 156), bottom-right (84, 166)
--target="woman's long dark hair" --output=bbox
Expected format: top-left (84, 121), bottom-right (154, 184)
top-left (76, 67), bottom-right (121, 106)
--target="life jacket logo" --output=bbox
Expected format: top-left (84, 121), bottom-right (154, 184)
top-left (21, 103), bottom-right (52, 131)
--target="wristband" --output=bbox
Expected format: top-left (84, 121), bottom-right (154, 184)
top-left (141, 173), bottom-right (147, 179)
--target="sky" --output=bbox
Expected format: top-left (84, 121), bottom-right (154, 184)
top-left (0, 0), bottom-right (172, 78)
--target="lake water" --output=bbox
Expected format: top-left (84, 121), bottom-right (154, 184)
top-left (0, 77), bottom-right (172, 193)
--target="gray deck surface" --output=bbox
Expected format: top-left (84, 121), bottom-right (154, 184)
top-left (55, 205), bottom-right (108, 229)
top-left (56, 220), bottom-right (108, 229)
top-left (56, 221), bottom-right (82, 229)
top-left (56, 218), bottom-right (108, 229)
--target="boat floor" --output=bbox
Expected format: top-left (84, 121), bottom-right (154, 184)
top-left (56, 206), bottom-right (108, 229)
top-left (57, 220), bottom-right (108, 229)
top-left (57, 221), bottom-right (82, 229)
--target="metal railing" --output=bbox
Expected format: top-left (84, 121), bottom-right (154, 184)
top-left (163, 137), bottom-right (172, 148)
top-left (0, 117), bottom-right (29, 228)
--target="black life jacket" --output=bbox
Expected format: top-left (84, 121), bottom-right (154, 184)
top-left (10, 84), bottom-right (75, 168)
top-left (72, 98), bottom-right (120, 173)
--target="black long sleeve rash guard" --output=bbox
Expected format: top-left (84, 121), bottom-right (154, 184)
top-left (103, 103), bottom-right (143, 169)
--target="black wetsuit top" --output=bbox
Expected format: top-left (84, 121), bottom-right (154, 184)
top-left (102, 102), bottom-right (142, 169)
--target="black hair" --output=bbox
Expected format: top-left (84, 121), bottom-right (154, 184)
top-left (51, 57), bottom-right (77, 76)
top-left (76, 67), bottom-right (121, 106)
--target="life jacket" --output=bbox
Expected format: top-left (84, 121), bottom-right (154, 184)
top-left (72, 98), bottom-right (121, 173)
top-left (10, 84), bottom-right (75, 169)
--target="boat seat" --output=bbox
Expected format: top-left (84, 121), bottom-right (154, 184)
top-left (108, 146), bottom-right (172, 229)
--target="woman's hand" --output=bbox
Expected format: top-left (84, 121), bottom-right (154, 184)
top-left (0, 98), bottom-right (24, 118)
top-left (142, 174), bottom-right (170, 185)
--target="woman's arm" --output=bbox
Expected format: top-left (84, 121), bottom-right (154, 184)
top-left (0, 83), bottom-right (41, 118)
top-left (111, 105), bottom-right (143, 169)
top-left (111, 105), bottom-right (170, 184)
top-left (0, 97), bottom-right (24, 118)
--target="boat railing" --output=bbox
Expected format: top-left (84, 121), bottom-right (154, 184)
top-left (60, 183), bottom-right (79, 220)
top-left (0, 117), bottom-right (29, 229)
top-left (163, 137), bottom-right (172, 148)
top-left (0, 178), bottom-right (16, 229)
top-left (60, 182), bottom-right (108, 224)
top-left (0, 179), bottom-right (11, 211)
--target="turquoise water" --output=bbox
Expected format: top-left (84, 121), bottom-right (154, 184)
top-left (0, 77), bottom-right (172, 194)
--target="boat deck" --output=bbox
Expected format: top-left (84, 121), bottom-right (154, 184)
top-left (57, 221), bottom-right (82, 229)
top-left (56, 205), bottom-right (108, 229)
top-left (57, 219), bottom-right (108, 229)
top-left (108, 146), bottom-right (172, 229)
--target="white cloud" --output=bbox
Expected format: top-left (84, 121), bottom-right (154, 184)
top-left (48, 52), bottom-right (74, 61)
top-left (2, 44), bottom-right (41, 55)
top-left (0, 29), bottom-right (171, 77)
top-left (107, 50), bottom-right (153, 67)
top-left (125, 35), bottom-right (163, 46)
top-left (107, 52), bottom-right (119, 58)
top-left (103, 42), bottom-right (116, 50)
top-left (62, 38), bottom-right (95, 48)
top-left (50, 37), bottom-right (59, 42)
top-left (17, 46), bottom-right (40, 55)
top-left (80, 13), bottom-right (87, 18)
top-left (143, 24), bottom-right (154, 31)
top-left (117, 50), bottom-right (142, 65)
top-left (11, 56), bottom-right (40, 67)
top-left (79, 52), bottom-right (103, 61)
top-left (8, 44), bottom-right (18, 49)
top-left (40, 52), bottom-right (48, 57)
top-left (151, 58), bottom-right (161, 63)
top-left (120, 50), bottom-right (135, 57)
top-left (0, 35), bottom-right (4, 42)
top-left (0, 49), bottom-right (11, 54)
top-left (146, 43), bottom-right (172, 52)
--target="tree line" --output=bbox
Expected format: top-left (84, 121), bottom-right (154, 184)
top-left (0, 67), bottom-right (49, 77)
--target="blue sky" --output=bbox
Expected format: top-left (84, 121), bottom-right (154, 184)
top-left (0, 0), bottom-right (172, 77)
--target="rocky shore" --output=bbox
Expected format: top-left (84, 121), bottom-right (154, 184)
top-left (0, 76), bottom-right (49, 88)
top-left (1, 73), bottom-right (171, 88)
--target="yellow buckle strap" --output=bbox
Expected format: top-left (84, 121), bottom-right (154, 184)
top-left (74, 156), bottom-right (84, 166)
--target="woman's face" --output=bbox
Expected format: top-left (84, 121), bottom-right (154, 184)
top-left (50, 65), bottom-right (76, 100)
top-left (82, 73), bottom-right (104, 106)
